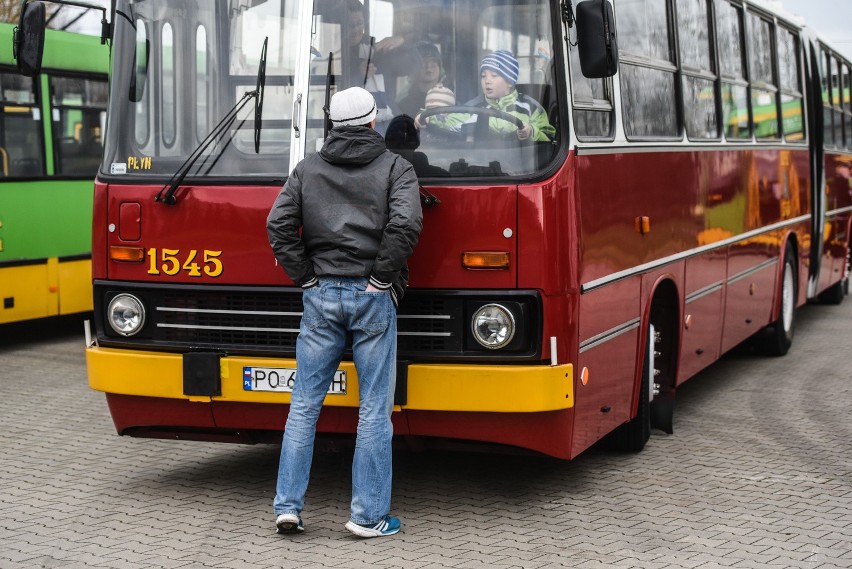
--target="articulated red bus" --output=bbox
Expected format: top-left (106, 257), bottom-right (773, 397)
top-left (17, 0), bottom-right (850, 459)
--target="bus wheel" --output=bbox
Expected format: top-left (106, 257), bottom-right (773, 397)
top-left (763, 245), bottom-right (797, 356)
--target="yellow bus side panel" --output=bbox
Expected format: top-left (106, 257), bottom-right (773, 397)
top-left (58, 259), bottom-right (93, 315)
top-left (0, 263), bottom-right (56, 323)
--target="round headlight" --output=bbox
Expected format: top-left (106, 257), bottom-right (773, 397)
top-left (471, 303), bottom-right (515, 349)
top-left (107, 294), bottom-right (146, 336)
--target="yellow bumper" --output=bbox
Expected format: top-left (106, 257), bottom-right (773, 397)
top-left (86, 346), bottom-right (573, 413)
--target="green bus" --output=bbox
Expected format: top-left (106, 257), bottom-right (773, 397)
top-left (0, 22), bottom-right (108, 324)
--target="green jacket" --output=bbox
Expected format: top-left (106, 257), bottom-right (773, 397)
top-left (426, 89), bottom-right (555, 142)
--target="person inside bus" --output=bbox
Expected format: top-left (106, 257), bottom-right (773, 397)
top-left (415, 50), bottom-right (555, 142)
top-left (341, 0), bottom-right (414, 133)
top-left (384, 113), bottom-right (448, 177)
top-left (396, 41), bottom-right (452, 118)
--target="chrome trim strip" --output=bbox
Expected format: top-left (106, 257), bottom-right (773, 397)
top-left (581, 215), bottom-right (809, 293)
top-left (157, 306), bottom-right (302, 317)
top-left (579, 318), bottom-right (641, 353)
top-left (826, 205), bottom-right (852, 217)
top-left (727, 257), bottom-right (778, 285)
top-left (156, 322), bottom-right (453, 337)
top-left (575, 143), bottom-right (806, 156)
top-left (397, 314), bottom-right (453, 320)
top-left (157, 306), bottom-right (453, 321)
top-left (157, 323), bottom-right (300, 333)
top-left (397, 331), bottom-right (453, 337)
top-left (685, 281), bottom-right (724, 304)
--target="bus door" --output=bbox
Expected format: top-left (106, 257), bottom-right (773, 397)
top-left (805, 38), bottom-right (826, 298)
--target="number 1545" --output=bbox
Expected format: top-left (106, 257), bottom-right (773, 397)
top-left (147, 248), bottom-right (223, 277)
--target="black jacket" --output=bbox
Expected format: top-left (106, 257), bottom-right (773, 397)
top-left (267, 126), bottom-right (423, 305)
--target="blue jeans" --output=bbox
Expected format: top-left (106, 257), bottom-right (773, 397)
top-left (273, 277), bottom-right (397, 525)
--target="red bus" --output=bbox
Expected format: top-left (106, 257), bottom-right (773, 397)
top-left (16, 0), bottom-right (850, 459)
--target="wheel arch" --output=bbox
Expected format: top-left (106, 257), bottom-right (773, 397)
top-left (631, 276), bottom-right (680, 423)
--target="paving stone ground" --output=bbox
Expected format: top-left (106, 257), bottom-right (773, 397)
top-left (1, 299), bottom-right (851, 569)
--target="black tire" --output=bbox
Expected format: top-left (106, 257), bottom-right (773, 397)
top-left (763, 245), bottom-right (797, 356)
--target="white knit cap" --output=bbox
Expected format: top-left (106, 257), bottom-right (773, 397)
top-left (424, 84), bottom-right (455, 108)
top-left (329, 87), bottom-right (378, 126)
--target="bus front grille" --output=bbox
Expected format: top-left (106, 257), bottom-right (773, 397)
top-left (94, 282), bottom-right (540, 361)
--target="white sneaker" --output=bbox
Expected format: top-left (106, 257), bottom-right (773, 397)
top-left (345, 516), bottom-right (401, 538)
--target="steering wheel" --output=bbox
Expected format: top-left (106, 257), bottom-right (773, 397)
top-left (418, 105), bottom-right (525, 141)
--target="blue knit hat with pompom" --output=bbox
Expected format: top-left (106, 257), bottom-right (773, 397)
top-left (480, 50), bottom-right (519, 85)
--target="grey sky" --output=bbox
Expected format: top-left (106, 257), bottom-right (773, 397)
top-left (781, 0), bottom-right (852, 60)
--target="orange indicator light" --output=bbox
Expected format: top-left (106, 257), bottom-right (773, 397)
top-left (461, 251), bottom-right (510, 270)
top-left (580, 367), bottom-right (590, 386)
top-left (110, 246), bottom-right (145, 262)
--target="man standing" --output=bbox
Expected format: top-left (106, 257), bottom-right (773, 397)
top-left (267, 87), bottom-right (422, 538)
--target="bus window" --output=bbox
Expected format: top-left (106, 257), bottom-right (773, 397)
top-left (161, 22), bottom-right (176, 148)
top-left (777, 27), bottom-right (804, 142)
top-left (569, 6), bottom-right (612, 141)
top-left (229, 0), bottom-right (298, 158)
top-left (306, 0), bottom-right (560, 178)
top-left (748, 13), bottom-right (779, 140)
top-left (0, 70), bottom-right (44, 177)
top-left (832, 56), bottom-right (844, 147)
top-left (716, 0), bottom-right (749, 139)
top-left (676, 0), bottom-right (718, 140)
top-left (822, 50), bottom-right (834, 147)
top-left (50, 75), bottom-right (108, 176)
top-left (134, 20), bottom-right (150, 148)
top-left (843, 63), bottom-right (851, 149)
top-left (569, 46), bottom-right (612, 140)
top-left (618, 0), bottom-right (678, 139)
top-left (196, 25), bottom-right (209, 143)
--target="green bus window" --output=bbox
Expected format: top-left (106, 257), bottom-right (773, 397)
top-left (0, 70), bottom-right (44, 177)
top-left (50, 75), bottom-right (108, 176)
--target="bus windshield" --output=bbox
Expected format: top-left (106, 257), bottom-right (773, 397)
top-left (103, 0), bottom-right (560, 181)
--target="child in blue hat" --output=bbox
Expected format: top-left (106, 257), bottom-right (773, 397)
top-left (416, 50), bottom-right (554, 142)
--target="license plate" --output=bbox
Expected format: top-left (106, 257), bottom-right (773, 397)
top-left (242, 366), bottom-right (346, 394)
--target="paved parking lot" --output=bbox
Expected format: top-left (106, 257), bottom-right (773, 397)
top-left (1, 299), bottom-right (851, 569)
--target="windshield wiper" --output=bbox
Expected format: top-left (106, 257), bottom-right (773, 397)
top-left (323, 51), bottom-right (334, 138)
top-left (155, 37), bottom-right (269, 206)
top-left (254, 37), bottom-right (267, 153)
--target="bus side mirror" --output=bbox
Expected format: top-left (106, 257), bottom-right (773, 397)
top-left (13, 1), bottom-right (47, 78)
top-left (576, 0), bottom-right (618, 78)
